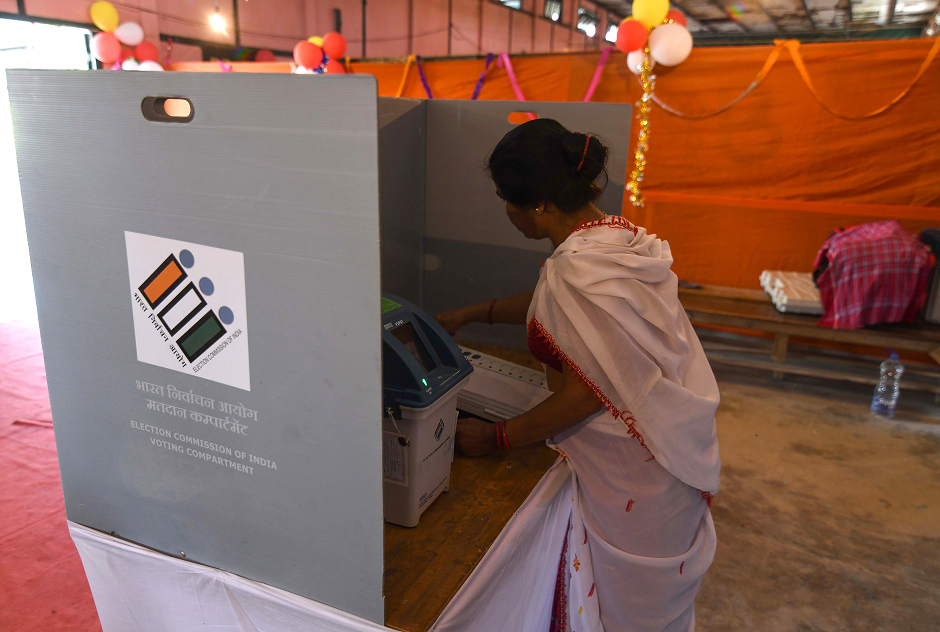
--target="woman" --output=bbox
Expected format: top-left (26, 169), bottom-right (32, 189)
top-left (432, 119), bottom-right (720, 632)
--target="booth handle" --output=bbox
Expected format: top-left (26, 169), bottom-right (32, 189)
top-left (141, 97), bottom-right (195, 123)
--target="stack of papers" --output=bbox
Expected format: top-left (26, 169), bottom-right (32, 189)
top-left (759, 271), bottom-right (824, 315)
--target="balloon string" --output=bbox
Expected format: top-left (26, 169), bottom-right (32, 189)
top-left (498, 52), bottom-right (536, 120)
top-left (415, 55), bottom-right (434, 99)
top-left (582, 47), bottom-right (614, 102)
top-left (626, 45), bottom-right (653, 208)
top-left (471, 53), bottom-right (495, 100)
top-left (395, 54), bottom-right (416, 98)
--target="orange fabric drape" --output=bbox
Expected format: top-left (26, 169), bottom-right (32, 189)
top-left (172, 40), bottom-right (940, 289)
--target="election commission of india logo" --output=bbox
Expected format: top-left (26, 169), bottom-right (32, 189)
top-left (125, 231), bottom-right (251, 391)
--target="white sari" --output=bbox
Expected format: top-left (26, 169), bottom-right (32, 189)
top-left (433, 217), bottom-right (720, 632)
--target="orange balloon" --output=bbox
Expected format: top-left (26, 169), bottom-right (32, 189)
top-left (293, 41), bottom-right (323, 69)
top-left (321, 32), bottom-right (347, 60)
top-left (135, 41), bottom-right (159, 63)
top-left (92, 32), bottom-right (121, 64)
top-left (255, 49), bottom-right (275, 62)
top-left (666, 9), bottom-right (688, 26)
top-left (324, 59), bottom-right (346, 74)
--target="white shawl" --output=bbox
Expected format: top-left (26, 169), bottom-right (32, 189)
top-left (527, 217), bottom-right (721, 493)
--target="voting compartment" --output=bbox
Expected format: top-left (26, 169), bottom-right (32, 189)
top-left (8, 71), bottom-right (386, 623)
top-left (376, 99), bottom-right (632, 349)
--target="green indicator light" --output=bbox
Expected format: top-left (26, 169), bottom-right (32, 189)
top-left (421, 378), bottom-right (428, 386)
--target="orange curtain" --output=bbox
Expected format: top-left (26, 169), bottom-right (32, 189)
top-left (174, 40), bottom-right (940, 288)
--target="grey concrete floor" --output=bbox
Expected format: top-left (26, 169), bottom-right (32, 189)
top-left (697, 366), bottom-right (940, 631)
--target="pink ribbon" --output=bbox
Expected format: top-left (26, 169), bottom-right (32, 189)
top-left (498, 52), bottom-right (536, 120)
top-left (582, 47), bottom-right (614, 102)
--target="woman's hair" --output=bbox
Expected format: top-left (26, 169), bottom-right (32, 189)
top-left (487, 118), bottom-right (609, 214)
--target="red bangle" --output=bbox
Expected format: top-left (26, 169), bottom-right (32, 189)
top-left (486, 299), bottom-right (498, 325)
top-left (496, 420), bottom-right (512, 452)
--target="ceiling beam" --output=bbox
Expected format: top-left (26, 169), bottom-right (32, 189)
top-left (798, 0), bottom-right (818, 29)
top-left (669, 0), bottom-right (718, 31)
top-left (886, 0), bottom-right (898, 23)
top-left (705, 0), bottom-right (752, 31)
top-left (754, 0), bottom-right (784, 31)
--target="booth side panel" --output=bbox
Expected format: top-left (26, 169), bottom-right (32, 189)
top-left (423, 100), bottom-right (631, 346)
top-left (378, 98), bottom-right (427, 305)
top-left (8, 70), bottom-right (385, 623)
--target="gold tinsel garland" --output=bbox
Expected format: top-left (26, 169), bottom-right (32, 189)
top-left (626, 46), bottom-right (654, 208)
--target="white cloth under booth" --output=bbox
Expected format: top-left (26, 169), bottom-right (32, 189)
top-left (68, 522), bottom-right (387, 632)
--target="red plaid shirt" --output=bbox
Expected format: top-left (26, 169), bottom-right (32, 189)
top-left (814, 220), bottom-right (932, 329)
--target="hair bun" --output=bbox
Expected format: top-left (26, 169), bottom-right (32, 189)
top-left (560, 131), bottom-right (588, 168)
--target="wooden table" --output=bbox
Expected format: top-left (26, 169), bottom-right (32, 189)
top-left (679, 285), bottom-right (940, 392)
top-left (383, 441), bottom-right (558, 631)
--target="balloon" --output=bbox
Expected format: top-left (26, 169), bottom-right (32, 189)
top-left (648, 23), bottom-right (693, 66)
top-left (90, 1), bottom-right (119, 33)
top-left (137, 60), bottom-right (164, 71)
top-left (324, 59), bottom-right (346, 74)
top-left (255, 49), bottom-right (275, 62)
top-left (631, 0), bottom-right (669, 30)
top-left (321, 32), bottom-right (347, 59)
top-left (615, 19), bottom-right (647, 53)
top-left (92, 32), bottom-right (121, 64)
top-left (115, 21), bottom-right (144, 46)
top-left (308, 36), bottom-right (324, 46)
top-left (121, 58), bottom-right (140, 70)
top-left (665, 9), bottom-right (688, 26)
top-left (135, 41), bottom-right (159, 63)
top-left (293, 41), bottom-right (323, 69)
top-left (626, 49), bottom-right (655, 74)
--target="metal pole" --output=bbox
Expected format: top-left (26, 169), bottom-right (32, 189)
top-left (232, 0), bottom-right (241, 47)
top-left (447, 0), bottom-right (453, 56)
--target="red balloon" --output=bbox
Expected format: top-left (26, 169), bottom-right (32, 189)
top-left (135, 41), bottom-right (159, 63)
top-left (92, 32), bottom-right (121, 64)
top-left (324, 59), bottom-right (346, 74)
top-left (321, 32), bottom-right (347, 60)
top-left (616, 19), bottom-right (647, 54)
top-left (255, 49), bottom-right (275, 62)
top-left (121, 46), bottom-right (135, 62)
top-left (293, 41), bottom-right (323, 69)
top-left (666, 9), bottom-right (688, 26)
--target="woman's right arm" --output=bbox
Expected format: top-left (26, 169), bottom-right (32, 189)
top-left (435, 290), bottom-right (534, 335)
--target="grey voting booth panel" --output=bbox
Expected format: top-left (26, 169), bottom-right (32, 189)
top-left (423, 100), bottom-right (631, 349)
top-left (8, 71), bottom-right (385, 623)
top-left (378, 97), bottom-right (426, 305)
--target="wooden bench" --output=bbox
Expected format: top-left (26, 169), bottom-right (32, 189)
top-left (678, 285), bottom-right (940, 395)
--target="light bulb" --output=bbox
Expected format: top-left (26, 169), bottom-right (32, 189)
top-left (584, 24), bottom-right (596, 37)
top-left (552, 11), bottom-right (560, 20)
top-left (210, 11), bottom-right (226, 32)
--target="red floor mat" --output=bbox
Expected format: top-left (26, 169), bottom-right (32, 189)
top-left (0, 321), bottom-right (101, 631)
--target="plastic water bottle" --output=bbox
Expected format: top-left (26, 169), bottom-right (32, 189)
top-left (871, 352), bottom-right (904, 418)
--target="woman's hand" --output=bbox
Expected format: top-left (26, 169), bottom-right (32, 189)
top-left (456, 417), bottom-right (497, 457)
top-left (436, 307), bottom-right (474, 336)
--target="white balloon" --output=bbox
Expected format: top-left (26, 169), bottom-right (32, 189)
top-left (121, 58), bottom-right (140, 71)
top-left (137, 60), bottom-right (164, 71)
top-left (648, 23), bottom-right (693, 66)
top-left (114, 21), bottom-right (145, 47)
top-left (626, 49), bottom-right (656, 75)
